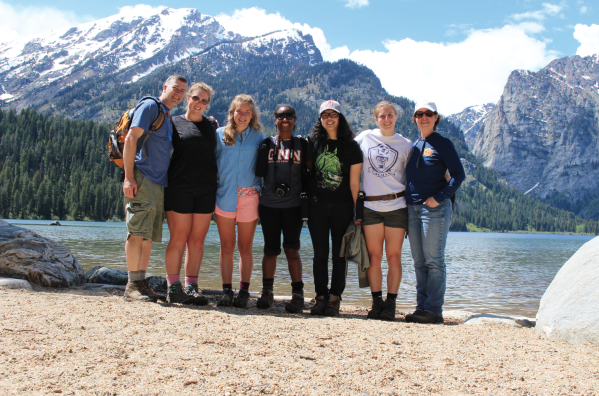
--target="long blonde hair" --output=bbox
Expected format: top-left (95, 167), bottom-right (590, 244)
top-left (223, 94), bottom-right (263, 146)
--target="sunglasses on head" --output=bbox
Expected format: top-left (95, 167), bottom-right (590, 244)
top-left (189, 96), bottom-right (210, 105)
top-left (414, 110), bottom-right (436, 119)
top-left (275, 112), bottom-right (296, 120)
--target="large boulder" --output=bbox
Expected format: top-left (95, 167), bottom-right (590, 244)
top-left (0, 220), bottom-right (85, 287)
top-left (85, 266), bottom-right (128, 285)
top-left (536, 236), bottom-right (599, 344)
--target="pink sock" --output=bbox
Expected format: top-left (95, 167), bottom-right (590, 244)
top-left (185, 276), bottom-right (198, 287)
top-left (166, 274), bottom-right (180, 286)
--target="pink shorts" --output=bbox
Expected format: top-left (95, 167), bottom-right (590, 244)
top-left (214, 195), bottom-right (260, 222)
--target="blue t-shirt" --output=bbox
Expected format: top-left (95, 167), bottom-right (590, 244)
top-left (405, 132), bottom-right (465, 205)
top-left (130, 98), bottom-right (172, 187)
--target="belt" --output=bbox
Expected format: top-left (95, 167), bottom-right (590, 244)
top-left (364, 191), bottom-right (405, 202)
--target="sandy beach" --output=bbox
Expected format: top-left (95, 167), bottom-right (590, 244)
top-left (1, 286), bottom-right (597, 395)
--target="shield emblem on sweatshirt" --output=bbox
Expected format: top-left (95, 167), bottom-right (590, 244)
top-left (367, 143), bottom-right (398, 176)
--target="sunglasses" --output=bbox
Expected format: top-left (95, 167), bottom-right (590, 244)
top-left (321, 112), bottom-right (339, 120)
top-left (414, 110), bottom-right (436, 119)
top-left (189, 96), bottom-right (210, 105)
top-left (275, 112), bottom-right (296, 120)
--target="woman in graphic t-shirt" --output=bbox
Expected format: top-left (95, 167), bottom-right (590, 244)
top-left (164, 82), bottom-right (218, 306)
top-left (307, 100), bottom-right (363, 316)
top-left (254, 104), bottom-right (310, 313)
top-left (355, 101), bottom-right (412, 321)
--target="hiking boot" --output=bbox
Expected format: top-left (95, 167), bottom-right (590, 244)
top-left (310, 295), bottom-right (328, 316)
top-left (217, 288), bottom-right (234, 307)
top-left (367, 296), bottom-right (385, 319)
top-left (379, 298), bottom-right (396, 321)
top-left (256, 289), bottom-right (274, 309)
top-left (124, 280), bottom-right (159, 302)
top-left (285, 292), bottom-right (305, 313)
top-left (185, 284), bottom-right (209, 306)
top-left (409, 311), bottom-right (444, 324)
top-left (324, 294), bottom-right (341, 317)
top-left (405, 309), bottom-right (426, 323)
top-left (232, 289), bottom-right (250, 308)
top-left (167, 282), bottom-right (194, 304)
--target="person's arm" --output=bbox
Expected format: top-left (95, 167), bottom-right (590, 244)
top-left (122, 126), bottom-right (144, 199)
top-left (425, 140), bottom-right (465, 207)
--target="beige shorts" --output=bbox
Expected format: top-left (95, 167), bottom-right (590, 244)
top-left (124, 169), bottom-right (164, 243)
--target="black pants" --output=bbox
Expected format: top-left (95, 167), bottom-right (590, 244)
top-left (307, 198), bottom-right (354, 297)
top-left (258, 204), bottom-right (303, 256)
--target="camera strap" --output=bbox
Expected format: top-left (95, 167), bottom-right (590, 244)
top-left (273, 134), bottom-right (295, 185)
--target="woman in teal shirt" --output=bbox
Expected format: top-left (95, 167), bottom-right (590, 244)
top-left (214, 94), bottom-right (265, 308)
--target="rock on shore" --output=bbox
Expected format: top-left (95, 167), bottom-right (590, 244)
top-left (536, 236), bottom-right (599, 344)
top-left (0, 219), bottom-right (84, 287)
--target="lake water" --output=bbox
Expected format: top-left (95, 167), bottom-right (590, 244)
top-left (6, 219), bottom-right (595, 317)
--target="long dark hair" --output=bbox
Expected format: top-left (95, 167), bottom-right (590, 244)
top-left (308, 113), bottom-right (355, 153)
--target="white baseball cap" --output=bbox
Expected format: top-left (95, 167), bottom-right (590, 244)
top-left (319, 100), bottom-right (342, 115)
top-left (413, 100), bottom-right (438, 116)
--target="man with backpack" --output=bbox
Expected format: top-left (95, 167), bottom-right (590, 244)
top-left (122, 74), bottom-right (188, 301)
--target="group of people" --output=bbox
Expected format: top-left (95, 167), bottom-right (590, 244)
top-left (121, 74), bottom-right (465, 324)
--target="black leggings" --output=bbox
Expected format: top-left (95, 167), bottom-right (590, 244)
top-left (258, 204), bottom-right (303, 256)
top-left (307, 198), bottom-right (354, 297)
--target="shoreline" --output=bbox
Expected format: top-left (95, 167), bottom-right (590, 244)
top-left (1, 286), bottom-right (597, 395)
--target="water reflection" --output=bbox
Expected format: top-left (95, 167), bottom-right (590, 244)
top-left (7, 220), bottom-right (594, 317)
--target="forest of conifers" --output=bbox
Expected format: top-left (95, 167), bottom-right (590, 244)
top-left (0, 107), bottom-right (597, 234)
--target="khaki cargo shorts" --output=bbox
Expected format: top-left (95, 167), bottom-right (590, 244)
top-left (124, 169), bottom-right (164, 243)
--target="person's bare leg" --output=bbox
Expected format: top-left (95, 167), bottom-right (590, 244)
top-left (215, 214), bottom-right (237, 284)
top-left (165, 211), bottom-right (192, 276)
top-left (363, 223), bottom-right (385, 293)
top-left (284, 248), bottom-right (302, 283)
top-left (125, 235), bottom-right (149, 271)
top-left (184, 213), bottom-right (212, 277)
top-left (262, 255), bottom-right (277, 279)
top-left (237, 219), bottom-right (258, 283)
top-left (384, 227), bottom-right (405, 294)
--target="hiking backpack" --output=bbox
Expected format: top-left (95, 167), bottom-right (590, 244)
top-left (107, 96), bottom-right (166, 168)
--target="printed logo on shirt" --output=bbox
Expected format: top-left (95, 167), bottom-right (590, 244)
top-left (423, 148), bottom-right (435, 157)
top-left (267, 148), bottom-right (301, 163)
top-left (316, 146), bottom-right (342, 190)
top-left (367, 143), bottom-right (398, 178)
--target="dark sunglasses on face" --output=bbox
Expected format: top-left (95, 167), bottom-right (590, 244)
top-left (321, 112), bottom-right (339, 119)
top-left (275, 112), bottom-right (296, 120)
top-left (189, 96), bottom-right (210, 105)
top-left (414, 110), bottom-right (436, 119)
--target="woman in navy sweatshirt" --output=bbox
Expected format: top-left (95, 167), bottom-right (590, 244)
top-left (404, 100), bottom-right (465, 324)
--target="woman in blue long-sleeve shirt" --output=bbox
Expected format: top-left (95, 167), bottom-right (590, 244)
top-left (404, 100), bottom-right (465, 324)
top-left (214, 94), bottom-right (265, 308)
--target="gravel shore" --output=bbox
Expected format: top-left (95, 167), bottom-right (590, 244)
top-left (1, 286), bottom-right (598, 395)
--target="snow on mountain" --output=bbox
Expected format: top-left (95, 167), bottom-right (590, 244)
top-left (446, 103), bottom-right (495, 150)
top-left (0, 7), bottom-right (322, 109)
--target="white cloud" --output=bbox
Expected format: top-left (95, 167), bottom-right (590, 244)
top-left (347, 25), bottom-right (559, 114)
top-left (117, 4), bottom-right (167, 18)
top-left (573, 24), bottom-right (599, 56)
top-left (344, 0), bottom-right (369, 8)
top-left (215, 7), bottom-right (350, 61)
top-left (580, 6), bottom-right (588, 14)
top-left (0, 2), bottom-right (92, 44)
top-left (510, 3), bottom-right (563, 21)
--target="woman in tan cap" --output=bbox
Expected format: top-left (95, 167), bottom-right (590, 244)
top-left (306, 100), bottom-right (363, 316)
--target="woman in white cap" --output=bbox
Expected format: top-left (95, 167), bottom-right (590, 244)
top-left (355, 101), bottom-right (412, 321)
top-left (307, 100), bottom-right (363, 316)
top-left (404, 100), bottom-right (465, 324)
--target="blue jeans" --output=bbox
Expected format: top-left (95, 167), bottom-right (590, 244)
top-left (407, 200), bottom-right (452, 317)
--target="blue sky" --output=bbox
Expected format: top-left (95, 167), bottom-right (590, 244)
top-left (1, 0), bottom-right (598, 113)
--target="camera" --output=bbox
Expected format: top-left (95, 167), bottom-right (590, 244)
top-left (274, 182), bottom-right (290, 197)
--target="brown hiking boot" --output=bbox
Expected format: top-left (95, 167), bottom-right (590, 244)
top-left (285, 292), bottom-right (305, 313)
top-left (256, 289), bottom-right (274, 309)
top-left (324, 294), bottom-right (341, 317)
top-left (124, 280), bottom-right (159, 302)
top-left (185, 284), bottom-right (209, 306)
top-left (310, 295), bottom-right (328, 316)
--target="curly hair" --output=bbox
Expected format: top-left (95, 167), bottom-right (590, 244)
top-left (308, 112), bottom-right (355, 153)
top-left (223, 94), bottom-right (263, 146)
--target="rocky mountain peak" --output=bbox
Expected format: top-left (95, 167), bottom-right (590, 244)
top-left (447, 103), bottom-right (495, 150)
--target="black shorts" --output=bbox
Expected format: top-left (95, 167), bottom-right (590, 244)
top-left (258, 204), bottom-right (303, 256)
top-left (164, 186), bottom-right (216, 214)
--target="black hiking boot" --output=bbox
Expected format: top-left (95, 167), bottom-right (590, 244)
top-left (310, 295), bottom-right (328, 316)
top-left (256, 289), bottom-right (274, 309)
top-left (217, 288), bottom-right (234, 307)
top-left (167, 282), bottom-right (194, 304)
top-left (405, 309), bottom-right (426, 323)
top-left (367, 296), bottom-right (385, 319)
top-left (232, 289), bottom-right (250, 308)
top-left (408, 311), bottom-right (444, 324)
top-left (379, 298), bottom-right (397, 321)
top-left (285, 292), bottom-right (305, 313)
top-left (185, 284), bottom-right (209, 306)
